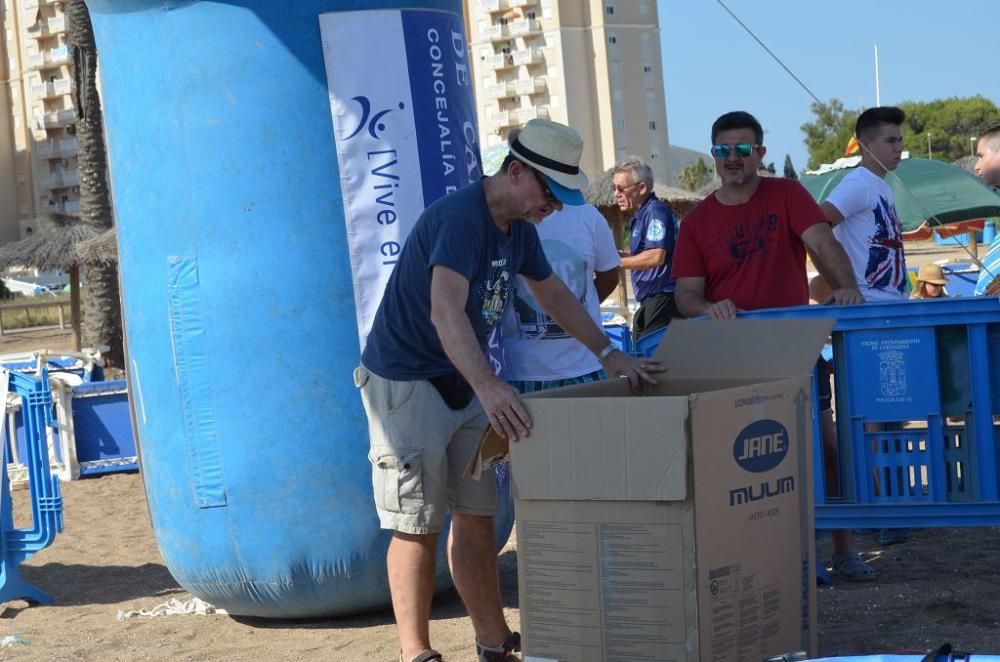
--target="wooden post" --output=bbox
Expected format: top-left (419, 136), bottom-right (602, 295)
top-left (58, 302), bottom-right (65, 330)
top-left (70, 264), bottom-right (81, 351)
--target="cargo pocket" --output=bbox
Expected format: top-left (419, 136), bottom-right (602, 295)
top-left (369, 446), bottom-right (424, 515)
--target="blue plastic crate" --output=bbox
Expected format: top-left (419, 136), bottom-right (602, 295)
top-left (603, 322), bottom-right (633, 355)
top-left (642, 299), bottom-right (1000, 529)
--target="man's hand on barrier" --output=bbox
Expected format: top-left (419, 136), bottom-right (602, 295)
top-left (706, 299), bottom-right (739, 320)
top-left (826, 287), bottom-right (865, 306)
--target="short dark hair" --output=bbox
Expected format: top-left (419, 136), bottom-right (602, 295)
top-left (855, 106), bottom-right (905, 141)
top-left (711, 111), bottom-right (764, 144)
top-left (979, 124), bottom-right (1000, 152)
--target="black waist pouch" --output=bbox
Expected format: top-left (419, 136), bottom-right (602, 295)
top-left (428, 372), bottom-right (475, 410)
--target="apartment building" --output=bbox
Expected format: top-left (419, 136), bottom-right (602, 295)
top-left (1, 0), bottom-right (80, 243)
top-left (464, 0), bottom-right (671, 185)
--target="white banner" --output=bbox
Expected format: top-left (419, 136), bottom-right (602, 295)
top-left (320, 9), bottom-right (481, 351)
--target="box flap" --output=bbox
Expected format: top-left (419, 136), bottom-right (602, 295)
top-left (653, 318), bottom-right (834, 381)
top-left (510, 395), bottom-right (690, 501)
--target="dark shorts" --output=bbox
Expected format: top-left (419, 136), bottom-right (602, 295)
top-left (633, 292), bottom-right (683, 340)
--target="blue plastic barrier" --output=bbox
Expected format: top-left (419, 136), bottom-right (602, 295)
top-left (809, 656), bottom-right (1000, 661)
top-left (86, 0), bottom-right (512, 617)
top-left (640, 298), bottom-right (1000, 529)
top-left (603, 322), bottom-right (633, 354)
top-left (0, 369), bottom-right (64, 604)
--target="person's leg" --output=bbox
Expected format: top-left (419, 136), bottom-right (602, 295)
top-left (821, 410), bottom-right (852, 556)
top-left (389, 532), bottom-right (440, 661)
top-left (447, 406), bottom-right (514, 653)
top-left (358, 367), bottom-right (453, 659)
top-left (449, 513), bottom-right (511, 647)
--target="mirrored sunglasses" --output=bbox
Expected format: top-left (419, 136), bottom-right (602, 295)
top-left (711, 143), bottom-right (757, 159)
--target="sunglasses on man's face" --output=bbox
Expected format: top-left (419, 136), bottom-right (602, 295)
top-left (531, 168), bottom-right (559, 206)
top-left (710, 143), bottom-right (757, 159)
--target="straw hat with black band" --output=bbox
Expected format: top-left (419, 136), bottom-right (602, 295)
top-left (507, 119), bottom-right (589, 206)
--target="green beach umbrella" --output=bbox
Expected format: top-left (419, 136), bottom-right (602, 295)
top-left (800, 158), bottom-right (1000, 233)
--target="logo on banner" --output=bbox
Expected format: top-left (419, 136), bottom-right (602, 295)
top-left (344, 97), bottom-right (407, 140)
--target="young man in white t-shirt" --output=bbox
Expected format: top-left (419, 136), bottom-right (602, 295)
top-left (499, 202), bottom-right (621, 392)
top-left (822, 106), bottom-right (908, 302)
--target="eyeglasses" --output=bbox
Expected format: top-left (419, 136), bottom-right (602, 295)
top-left (710, 143), bottom-right (758, 159)
top-left (613, 182), bottom-right (640, 195)
top-left (531, 168), bottom-right (559, 206)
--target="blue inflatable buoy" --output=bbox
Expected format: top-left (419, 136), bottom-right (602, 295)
top-left (86, 0), bottom-right (513, 617)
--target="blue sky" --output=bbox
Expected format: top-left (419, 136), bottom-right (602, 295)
top-left (658, 0), bottom-right (999, 173)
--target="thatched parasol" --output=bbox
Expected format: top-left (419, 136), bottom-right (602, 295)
top-left (953, 155), bottom-right (977, 174)
top-left (75, 227), bottom-right (118, 265)
top-left (0, 218), bottom-right (104, 350)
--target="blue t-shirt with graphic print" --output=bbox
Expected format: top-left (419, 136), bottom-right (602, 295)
top-left (362, 180), bottom-right (552, 381)
top-left (629, 193), bottom-right (678, 302)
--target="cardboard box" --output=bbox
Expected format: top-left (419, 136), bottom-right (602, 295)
top-left (469, 318), bottom-right (833, 662)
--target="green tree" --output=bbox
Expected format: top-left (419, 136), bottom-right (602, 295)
top-left (679, 158), bottom-right (714, 192)
top-left (801, 99), bottom-right (858, 170)
top-left (802, 96), bottom-right (1000, 169)
top-left (899, 96), bottom-right (1000, 162)
top-left (783, 154), bottom-right (798, 179)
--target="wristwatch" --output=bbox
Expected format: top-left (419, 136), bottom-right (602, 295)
top-left (597, 342), bottom-right (618, 361)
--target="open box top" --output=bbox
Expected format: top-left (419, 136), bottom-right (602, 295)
top-left (466, 317), bottom-right (834, 480)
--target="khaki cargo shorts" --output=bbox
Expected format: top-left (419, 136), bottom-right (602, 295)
top-left (354, 365), bottom-right (497, 535)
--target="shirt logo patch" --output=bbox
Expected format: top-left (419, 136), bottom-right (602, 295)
top-left (646, 219), bottom-right (666, 242)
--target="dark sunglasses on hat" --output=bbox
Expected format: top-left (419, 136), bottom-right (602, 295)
top-left (710, 143), bottom-right (759, 159)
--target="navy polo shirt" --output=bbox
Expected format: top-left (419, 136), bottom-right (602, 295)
top-left (629, 193), bottom-right (678, 302)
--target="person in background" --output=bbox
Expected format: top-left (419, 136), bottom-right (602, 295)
top-left (821, 107), bottom-right (908, 302)
top-left (974, 124), bottom-right (1000, 188)
top-left (673, 110), bottom-right (874, 583)
top-left (910, 264), bottom-right (948, 300)
top-left (613, 157), bottom-right (683, 339)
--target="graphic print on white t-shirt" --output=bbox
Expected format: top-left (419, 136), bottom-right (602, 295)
top-left (512, 239), bottom-right (585, 339)
top-left (864, 193), bottom-right (905, 294)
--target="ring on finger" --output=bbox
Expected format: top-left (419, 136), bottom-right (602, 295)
top-left (496, 413), bottom-right (507, 420)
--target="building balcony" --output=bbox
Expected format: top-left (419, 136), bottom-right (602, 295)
top-left (27, 14), bottom-right (68, 38)
top-left (42, 108), bottom-right (77, 128)
top-left (481, 0), bottom-right (537, 11)
top-left (515, 106), bottom-right (549, 124)
top-left (38, 168), bottom-right (80, 191)
top-left (63, 199), bottom-right (81, 215)
top-left (511, 47), bottom-right (543, 67)
top-left (513, 77), bottom-right (546, 96)
top-left (508, 18), bottom-right (541, 37)
top-left (482, 24), bottom-right (503, 41)
top-left (27, 46), bottom-right (71, 71)
top-left (30, 77), bottom-right (73, 100)
top-left (490, 110), bottom-right (517, 129)
top-left (485, 53), bottom-right (514, 70)
top-left (35, 137), bottom-right (78, 159)
top-left (485, 81), bottom-right (513, 99)
top-left (480, 0), bottom-right (501, 11)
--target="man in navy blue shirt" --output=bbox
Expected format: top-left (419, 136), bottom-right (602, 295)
top-left (613, 157), bottom-right (682, 339)
top-left (356, 119), bottom-right (662, 662)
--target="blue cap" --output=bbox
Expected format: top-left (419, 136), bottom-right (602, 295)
top-left (545, 174), bottom-right (586, 206)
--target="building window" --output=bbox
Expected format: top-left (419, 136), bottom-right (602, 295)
top-left (613, 89), bottom-right (623, 102)
top-left (649, 121), bottom-right (656, 130)
top-left (614, 119), bottom-right (625, 130)
top-left (608, 35), bottom-right (617, 44)
top-left (643, 65), bottom-right (653, 73)
top-left (651, 151), bottom-right (659, 160)
top-left (606, 5), bottom-right (614, 14)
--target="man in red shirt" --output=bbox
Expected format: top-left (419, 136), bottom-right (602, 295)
top-left (673, 111), bottom-right (874, 583)
top-left (673, 111), bottom-right (861, 318)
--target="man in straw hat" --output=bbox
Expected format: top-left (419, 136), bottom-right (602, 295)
top-left (356, 118), bottom-right (663, 662)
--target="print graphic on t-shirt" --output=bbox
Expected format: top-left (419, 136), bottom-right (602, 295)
top-left (864, 195), bottom-right (905, 293)
top-left (721, 213), bottom-right (780, 262)
top-left (478, 260), bottom-right (511, 327)
top-left (513, 239), bottom-right (586, 339)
